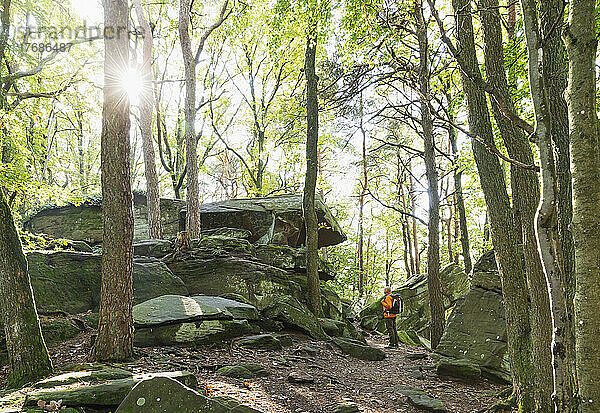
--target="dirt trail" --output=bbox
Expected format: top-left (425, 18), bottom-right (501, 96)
top-left (1, 331), bottom-right (506, 413)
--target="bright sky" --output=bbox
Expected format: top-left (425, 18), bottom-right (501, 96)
top-left (71, 0), bottom-right (103, 24)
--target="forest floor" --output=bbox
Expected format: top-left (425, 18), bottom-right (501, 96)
top-left (0, 330), bottom-right (508, 413)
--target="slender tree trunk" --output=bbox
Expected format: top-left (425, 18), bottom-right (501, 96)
top-left (179, 0), bottom-right (200, 237)
top-left (564, 2), bottom-right (600, 410)
top-left (0, 189), bottom-right (52, 387)
top-left (134, 0), bottom-right (162, 239)
top-left (479, 0), bottom-right (553, 409)
top-left (303, 31), bottom-right (321, 316)
top-left (77, 110), bottom-right (86, 196)
top-left (409, 161), bottom-right (419, 274)
top-left (415, 0), bottom-right (443, 349)
top-left (520, 0), bottom-right (575, 410)
top-left (541, 0), bottom-right (578, 407)
top-left (91, 0), bottom-right (134, 362)
top-left (445, 93), bottom-right (471, 274)
top-left (451, 0), bottom-right (535, 408)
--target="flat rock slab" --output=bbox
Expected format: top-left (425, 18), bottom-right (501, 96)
top-left (34, 366), bottom-right (133, 389)
top-left (332, 338), bottom-right (385, 361)
top-left (287, 371), bottom-right (314, 384)
top-left (116, 377), bottom-right (264, 413)
top-left (261, 296), bottom-right (328, 340)
top-left (133, 295), bottom-right (229, 327)
top-left (191, 295), bottom-right (259, 321)
top-left (333, 402), bottom-right (360, 413)
top-left (436, 358), bottom-right (481, 381)
top-left (115, 376), bottom-right (228, 413)
top-left (134, 320), bottom-right (253, 347)
top-left (133, 239), bottom-right (173, 258)
top-left (216, 364), bottom-right (269, 379)
top-left (25, 371), bottom-right (197, 408)
top-left (392, 386), bottom-right (446, 412)
top-left (238, 334), bottom-right (283, 350)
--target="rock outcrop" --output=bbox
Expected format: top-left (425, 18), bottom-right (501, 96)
top-left (23, 193), bottom-right (346, 248)
top-left (23, 194), bottom-right (185, 244)
top-left (26, 251), bottom-right (188, 314)
top-left (359, 263), bottom-right (469, 337)
top-left (433, 251), bottom-right (510, 383)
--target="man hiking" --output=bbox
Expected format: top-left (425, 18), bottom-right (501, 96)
top-left (381, 286), bottom-right (400, 348)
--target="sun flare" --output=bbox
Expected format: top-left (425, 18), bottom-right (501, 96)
top-left (120, 68), bottom-right (143, 106)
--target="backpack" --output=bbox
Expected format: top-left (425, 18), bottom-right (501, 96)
top-left (389, 294), bottom-right (402, 315)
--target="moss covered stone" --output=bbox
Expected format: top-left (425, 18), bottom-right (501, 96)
top-left (134, 320), bottom-right (253, 347)
top-left (332, 337), bottom-right (385, 361)
top-left (261, 296), bottom-right (328, 340)
top-left (25, 251), bottom-right (188, 315)
top-left (25, 371), bottom-right (197, 408)
top-left (133, 295), bottom-right (228, 328)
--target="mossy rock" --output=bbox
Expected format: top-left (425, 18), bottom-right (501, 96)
top-left (34, 366), bottom-right (133, 389)
top-left (332, 337), bottom-right (385, 361)
top-left (319, 318), bottom-right (365, 343)
top-left (134, 320), bottom-right (253, 347)
top-left (165, 253), bottom-right (304, 310)
top-left (133, 295), bottom-right (228, 328)
top-left (216, 364), bottom-right (268, 379)
top-left (115, 376), bottom-right (229, 413)
top-left (191, 295), bottom-right (259, 321)
top-left (26, 371), bottom-right (197, 408)
top-left (261, 296), bottom-right (328, 340)
top-left (26, 251), bottom-right (188, 315)
top-left (190, 236), bottom-right (255, 255)
top-left (434, 251), bottom-right (511, 383)
top-left (210, 395), bottom-right (264, 412)
top-left (391, 385), bottom-right (446, 412)
top-left (133, 239), bottom-right (173, 258)
top-left (237, 334), bottom-right (282, 350)
top-left (436, 358), bottom-right (481, 381)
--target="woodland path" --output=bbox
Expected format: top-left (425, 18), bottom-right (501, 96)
top-left (0, 330), bottom-right (508, 412)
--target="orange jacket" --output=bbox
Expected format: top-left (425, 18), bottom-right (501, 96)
top-left (382, 294), bottom-right (397, 318)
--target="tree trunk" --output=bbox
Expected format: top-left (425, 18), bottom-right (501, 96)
top-left (415, 0), bottom-right (443, 349)
top-left (564, 1), bottom-right (600, 410)
top-left (303, 31), bottom-right (321, 316)
top-left (179, 0), bottom-right (200, 237)
top-left (446, 94), bottom-right (471, 274)
top-left (91, 0), bottom-right (134, 362)
top-left (134, 0), bottom-right (162, 239)
top-left (409, 161), bottom-right (419, 273)
top-left (479, 0), bottom-right (553, 408)
top-left (520, 0), bottom-right (576, 410)
top-left (451, 0), bottom-right (535, 408)
top-left (0, 189), bottom-right (52, 387)
top-left (540, 0), bottom-right (578, 407)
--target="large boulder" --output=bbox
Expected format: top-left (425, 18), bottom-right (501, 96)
top-left (26, 251), bottom-right (188, 314)
top-left (134, 320), bottom-right (254, 347)
top-left (181, 194), bottom-right (346, 248)
top-left (318, 318), bottom-right (365, 343)
top-left (133, 295), bottom-right (230, 328)
top-left (359, 263), bottom-right (469, 336)
top-left (332, 337), bottom-right (385, 361)
top-left (260, 296), bottom-right (328, 340)
top-left (255, 245), bottom-right (335, 281)
top-left (23, 194), bottom-right (186, 244)
top-left (165, 250), bottom-right (304, 309)
top-left (433, 251), bottom-right (510, 383)
top-left (25, 371), bottom-right (197, 408)
top-left (191, 295), bottom-right (259, 321)
top-left (133, 239), bottom-right (173, 258)
top-left (116, 377), bottom-right (262, 413)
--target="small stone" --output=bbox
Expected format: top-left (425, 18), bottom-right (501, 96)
top-left (287, 371), bottom-right (314, 384)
